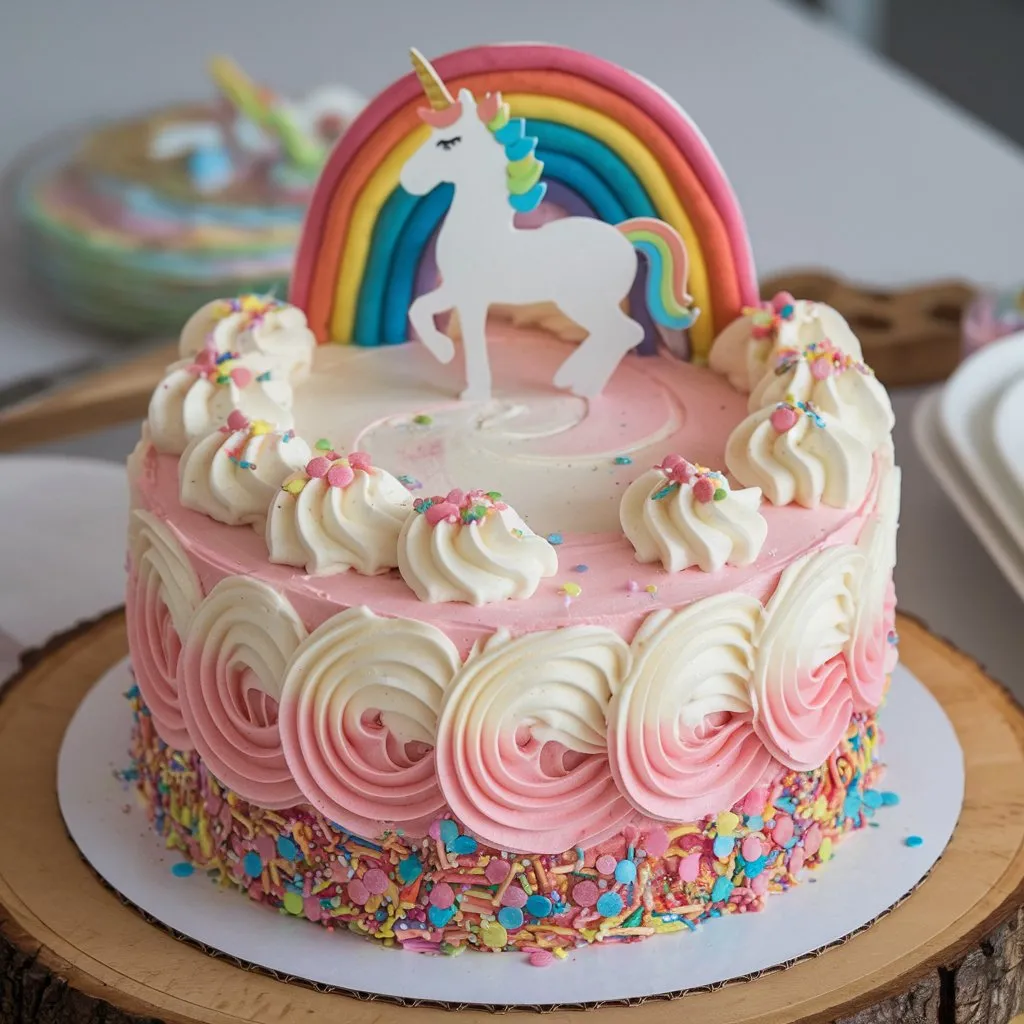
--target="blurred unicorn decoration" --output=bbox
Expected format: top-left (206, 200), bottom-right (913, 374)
top-left (401, 49), bottom-right (700, 401)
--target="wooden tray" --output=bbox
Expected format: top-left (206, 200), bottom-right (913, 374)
top-left (1, 611), bottom-right (1022, 1024)
top-left (0, 272), bottom-right (974, 454)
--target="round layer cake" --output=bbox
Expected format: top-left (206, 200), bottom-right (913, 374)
top-left (124, 292), bottom-right (901, 957)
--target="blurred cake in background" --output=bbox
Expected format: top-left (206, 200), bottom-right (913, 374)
top-left (15, 57), bottom-right (363, 336)
top-left (963, 285), bottom-right (1024, 355)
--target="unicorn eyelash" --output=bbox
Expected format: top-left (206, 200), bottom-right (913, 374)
top-left (436, 136), bottom-right (462, 150)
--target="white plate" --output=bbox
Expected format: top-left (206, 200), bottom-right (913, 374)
top-left (939, 332), bottom-right (1024, 553)
top-left (993, 374), bottom-right (1024, 500)
top-left (59, 657), bottom-right (963, 1009)
top-left (914, 391), bottom-right (1024, 604)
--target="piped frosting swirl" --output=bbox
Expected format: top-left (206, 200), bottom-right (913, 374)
top-left (266, 450), bottom-right (413, 576)
top-left (620, 454), bottom-right (767, 572)
top-left (179, 412), bottom-right (311, 529)
top-left (398, 490), bottom-right (558, 605)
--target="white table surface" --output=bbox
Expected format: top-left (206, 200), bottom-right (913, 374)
top-left (0, 0), bottom-right (1022, 696)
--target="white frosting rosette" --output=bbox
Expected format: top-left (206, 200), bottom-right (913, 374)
top-left (434, 626), bottom-right (633, 852)
top-left (620, 455), bottom-right (767, 572)
top-left (279, 607), bottom-right (461, 837)
top-left (848, 462), bottom-right (901, 710)
top-left (179, 412), bottom-right (310, 529)
top-left (751, 546), bottom-right (865, 771)
top-left (266, 450), bottom-right (413, 576)
top-left (126, 510), bottom-right (202, 750)
top-left (179, 295), bottom-right (316, 383)
top-left (608, 595), bottom-right (779, 821)
top-left (148, 354), bottom-right (294, 456)
top-left (398, 489), bottom-right (558, 604)
top-left (180, 576), bottom-right (307, 808)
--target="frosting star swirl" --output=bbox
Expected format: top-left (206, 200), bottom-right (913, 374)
top-left (179, 413), bottom-right (310, 529)
top-left (180, 576), bottom-right (307, 808)
top-left (279, 607), bottom-right (461, 837)
top-left (608, 596), bottom-right (779, 821)
top-left (148, 354), bottom-right (294, 455)
top-left (434, 627), bottom-right (633, 852)
top-left (266, 451), bottom-right (413, 576)
top-left (398, 490), bottom-right (558, 604)
top-left (751, 546), bottom-right (865, 771)
top-left (620, 455), bottom-right (767, 572)
top-left (126, 510), bottom-right (203, 750)
top-left (180, 295), bottom-right (316, 382)
top-left (725, 398), bottom-right (874, 509)
top-left (848, 463), bottom-right (901, 710)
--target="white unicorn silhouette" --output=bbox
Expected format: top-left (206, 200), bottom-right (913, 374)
top-left (400, 49), bottom-right (699, 402)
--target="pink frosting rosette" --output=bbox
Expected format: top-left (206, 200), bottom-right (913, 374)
top-left (180, 576), bottom-right (306, 808)
top-left (751, 547), bottom-right (864, 772)
top-left (279, 607), bottom-right (461, 837)
top-left (608, 596), bottom-right (780, 821)
top-left (126, 510), bottom-right (202, 750)
top-left (434, 626), bottom-right (634, 853)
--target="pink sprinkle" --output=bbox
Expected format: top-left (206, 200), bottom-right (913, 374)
top-left (803, 824), bottom-right (822, 857)
top-left (445, 488), bottom-right (465, 505)
top-left (330, 861), bottom-right (349, 883)
top-left (789, 847), bottom-right (806, 876)
top-left (363, 868), bottom-right (389, 895)
top-left (347, 879), bottom-right (369, 905)
top-left (644, 828), bottom-right (670, 858)
top-left (485, 859), bottom-right (510, 884)
top-left (770, 404), bottom-right (799, 433)
top-left (659, 453), bottom-right (685, 472)
top-left (595, 854), bottom-right (618, 875)
top-left (501, 885), bottom-right (528, 908)
top-left (742, 836), bottom-right (763, 861)
top-left (425, 501), bottom-right (460, 526)
top-left (773, 815), bottom-right (794, 847)
top-left (810, 358), bottom-right (832, 381)
top-left (230, 367), bottom-right (253, 388)
top-left (626, 580), bottom-right (640, 594)
top-left (195, 348), bottom-right (217, 369)
top-left (529, 950), bottom-right (555, 968)
top-left (304, 896), bottom-right (322, 922)
top-left (571, 880), bottom-right (599, 907)
top-left (771, 290), bottom-right (795, 313)
top-left (428, 819), bottom-right (442, 841)
top-left (678, 853), bottom-right (701, 883)
top-left (429, 882), bottom-right (455, 909)
top-left (751, 873), bottom-right (769, 896)
top-left (347, 450), bottom-right (373, 473)
top-left (255, 833), bottom-right (275, 863)
top-left (305, 457), bottom-right (331, 478)
top-left (693, 476), bottom-right (715, 503)
top-left (327, 463), bottom-right (355, 488)
top-left (743, 787), bottom-right (767, 816)
top-left (226, 409), bottom-right (249, 431)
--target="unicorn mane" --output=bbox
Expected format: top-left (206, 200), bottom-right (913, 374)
top-left (417, 89), bottom-right (546, 213)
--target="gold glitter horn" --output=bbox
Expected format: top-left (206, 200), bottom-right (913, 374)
top-left (409, 48), bottom-right (454, 110)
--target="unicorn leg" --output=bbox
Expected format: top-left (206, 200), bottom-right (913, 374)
top-left (456, 302), bottom-right (492, 402)
top-left (552, 304), bottom-right (645, 398)
top-left (409, 288), bottom-right (456, 364)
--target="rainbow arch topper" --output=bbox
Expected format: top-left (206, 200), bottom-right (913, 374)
top-left (291, 44), bottom-right (759, 361)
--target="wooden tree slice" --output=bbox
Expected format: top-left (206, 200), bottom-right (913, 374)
top-left (1, 611), bottom-right (1023, 1024)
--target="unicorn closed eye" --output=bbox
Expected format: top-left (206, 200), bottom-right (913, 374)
top-left (400, 48), bottom-right (700, 402)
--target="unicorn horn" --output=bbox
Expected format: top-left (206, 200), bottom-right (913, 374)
top-left (409, 48), bottom-right (453, 110)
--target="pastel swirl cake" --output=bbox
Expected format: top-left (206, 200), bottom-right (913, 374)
top-left (124, 44), bottom-right (901, 961)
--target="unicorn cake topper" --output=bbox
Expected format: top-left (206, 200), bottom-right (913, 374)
top-left (400, 48), bottom-right (700, 402)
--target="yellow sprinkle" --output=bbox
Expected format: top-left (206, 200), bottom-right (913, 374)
top-left (819, 837), bottom-right (833, 863)
top-left (553, 947), bottom-right (568, 959)
top-left (561, 582), bottom-right (582, 597)
top-left (250, 419), bottom-right (272, 436)
top-left (716, 811), bottom-right (740, 836)
top-left (668, 824), bottom-right (700, 840)
top-left (283, 477), bottom-right (306, 494)
top-left (813, 795), bottom-right (828, 819)
top-left (479, 921), bottom-right (508, 949)
top-left (645, 584), bottom-right (657, 594)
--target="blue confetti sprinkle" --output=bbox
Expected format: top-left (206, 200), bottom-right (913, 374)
top-left (880, 791), bottom-right (901, 807)
top-left (438, 819), bottom-right (459, 845)
top-left (497, 906), bottom-right (524, 930)
top-left (243, 851), bottom-right (262, 877)
top-left (863, 789), bottom-right (883, 809)
top-left (745, 815), bottom-right (764, 831)
top-left (614, 860), bottom-right (637, 884)
top-left (713, 835), bottom-right (735, 858)
top-left (711, 877), bottom-right (734, 902)
top-left (449, 835), bottom-right (478, 855)
top-left (613, 455), bottom-right (633, 465)
top-left (745, 856), bottom-right (767, 879)
top-left (681, 917), bottom-right (697, 931)
top-left (547, 532), bottom-right (564, 545)
top-left (774, 796), bottom-right (797, 814)
top-left (398, 856), bottom-right (422, 883)
top-left (905, 835), bottom-right (924, 848)
top-left (843, 793), bottom-right (862, 820)
top-left (429, 904), bottom-right (456, 927)
top-left (596, 891), bottom-right (623, 917)
top-left (573, 564), bottom-right (589, 573)
top-left (525, 894), bottom-right (553, 918)
top-left (277, 836), bottom-right (299, 861)
top-left (171, 862), bottom-right (194, 878)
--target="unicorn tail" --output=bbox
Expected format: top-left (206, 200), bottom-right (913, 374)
top-left (619, 217), bottom-right (700, 330)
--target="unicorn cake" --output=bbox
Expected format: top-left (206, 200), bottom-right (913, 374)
top-left (124, 44), bottom-right (900, 962)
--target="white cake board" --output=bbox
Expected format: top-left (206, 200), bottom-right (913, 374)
top-left (58, 659), bottom-right (963, 1008)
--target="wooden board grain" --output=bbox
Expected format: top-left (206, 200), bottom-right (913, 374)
top-left (1, 612), bottom-right (1023, 1023)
